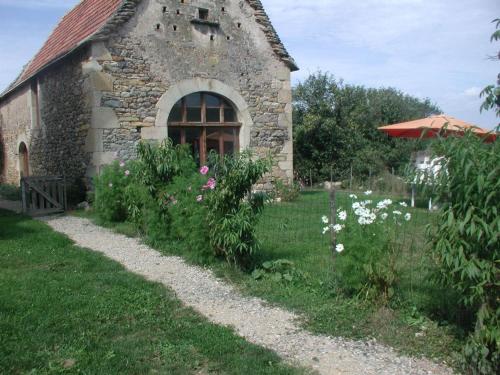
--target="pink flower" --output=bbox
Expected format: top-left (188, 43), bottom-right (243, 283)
top-left (196, 195), bottom-right (203, 202)
top-left (202, 178), bottom-right (217, 191)
top-left (206, 178), bottom-right (216, 190)
top-left (119, 161), bottom-right (126, 168)
top-left (200, 166), bottom-right (209, 175)
top-left (125, 170), bottom-right (130, 176)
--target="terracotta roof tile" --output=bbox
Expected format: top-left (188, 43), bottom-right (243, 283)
top-left (19, 0), bottom-right (123, 82)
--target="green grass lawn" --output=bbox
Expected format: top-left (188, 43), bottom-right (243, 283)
top-left (76, 190), bottom-right (465, 369)
top-left (0, 209), bottom-right (307, 375)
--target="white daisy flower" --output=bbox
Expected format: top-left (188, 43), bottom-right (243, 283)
top-left (333, 224), bottom-right (343, 233)
top-left (338, 210), bottom-right (347, 221)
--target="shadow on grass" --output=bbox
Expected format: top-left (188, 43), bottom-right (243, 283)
top-left (0, 209), bottom-right (38, 240)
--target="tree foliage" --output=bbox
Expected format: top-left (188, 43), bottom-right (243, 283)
top-left (293, 72), bottom-right (441, 182)
top-left (480, 18), bottom-right (500, 117)
top-left (422, 130), bottom-right (499, 374)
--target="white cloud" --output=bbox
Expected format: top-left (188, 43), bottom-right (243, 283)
top-left (463, 87), bottom-right (482, 97)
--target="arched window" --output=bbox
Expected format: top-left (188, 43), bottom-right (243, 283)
top-left (168, 92), bottom-right (240, 164)
top-left (19, 142), bottom-right (29, 178)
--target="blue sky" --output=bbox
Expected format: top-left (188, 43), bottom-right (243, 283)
top-left (0, 0), bottom-right (498, 128)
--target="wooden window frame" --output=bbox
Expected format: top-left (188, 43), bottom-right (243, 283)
top-left (168, 93), bottom-right (241, 164)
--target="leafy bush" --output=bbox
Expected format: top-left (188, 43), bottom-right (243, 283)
top-left (252, 259), bottom-right (306, 283)
top-left (323, 195), bottom-right (413, 302)
top-left (136, 140), bottom-right (194, 196)
top-left (93, 142), bottom-right (271, 269)
top-left (94, 161), bottom-right (137, 222)
top-left (205, 151), bottom-right (271, 268)
top-left (423, 130), bottom-right (499, 374)
top-left (166, 172), bottom-right (211, 261)
top-left (271, 180), bottom-right (301, 202)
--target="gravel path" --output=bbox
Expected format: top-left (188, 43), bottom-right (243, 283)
top-left (42, 216), bottom-right (454, 375)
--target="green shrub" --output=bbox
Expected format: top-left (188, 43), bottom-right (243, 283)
top-left (251, 259), bottom-right (306, 283)
top-left (272, 179), bottom-right (301, 202)
top-left (423, 130), bottom-right (499, 374)
top-left (325, 196), bottom-right (413, 302)
top-left (167, 172), bottom-right (211, 261)
top-left (205, 151), bottom-right (271, 268)
top-left (92, 142), bottom-right (271, 269)
top-left (94, 161), bottom-right (136, 222)
top-left (136, 140), bottom-right (194, 196)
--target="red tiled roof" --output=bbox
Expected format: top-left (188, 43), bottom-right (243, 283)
top-left (19, 0), bottom-right (123, 82)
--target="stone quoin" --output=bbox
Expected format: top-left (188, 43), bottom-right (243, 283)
top-left (0, 0), bottom-right (298, 192)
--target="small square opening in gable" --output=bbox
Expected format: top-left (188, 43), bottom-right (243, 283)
top-left (198, 8), bottom-right (209, 20)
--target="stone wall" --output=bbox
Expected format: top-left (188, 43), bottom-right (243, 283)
top-left (86, 0), bottom-right (294, 183)
top-left (0, 49), bottom-right (91, 188)
top-left (30, 50), bottom-right (91, 186)
top-left (0, 86), bottom-right (32, 184)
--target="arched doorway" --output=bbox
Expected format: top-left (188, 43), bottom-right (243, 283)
top-left (19, 142), bottom-right (29, 178)
top-left (168, 92), bottom-right (240, 164)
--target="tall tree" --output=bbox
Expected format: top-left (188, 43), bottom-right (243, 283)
top-left (292, 72), bottom-right (441, 182)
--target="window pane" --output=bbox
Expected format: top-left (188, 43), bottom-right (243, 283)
top-left (187, 108), bottom-right (202, 122)
top-left (185, 128), bottom-right (202, 164)
top-left (224, 107), bottom-right (236, 122)
top-left (168, 100), bottom-right (183, 122)
top-left (223, 128), bottom-right (236, 155)
top-left (186, 93), bottom-right (201, 122)
top-left (185, 93), bottom-right (201, 107)
top-left (205, 94), bottom-right (220, 107)
top-left (206, 108), bottom-right (220, 122)
top-left (206, 128), bottom-right (220, 156)
top-left (169, 128), bottom-right (181, 145)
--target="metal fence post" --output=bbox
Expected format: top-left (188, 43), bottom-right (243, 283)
top-left (349, 165), bottom-right (353, 191)
top-left (329, 187), bottom-right (337, 260)
top-left (392, 166), bottom-right (395, 195)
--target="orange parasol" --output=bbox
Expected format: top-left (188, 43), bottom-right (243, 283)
top-left (378, 115), bottom-right (497, 142)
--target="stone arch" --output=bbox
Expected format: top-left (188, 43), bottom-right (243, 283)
top-left (18, 142), bottom-right (29, 178)
top-left (154, 78), bottom-right (253, 149)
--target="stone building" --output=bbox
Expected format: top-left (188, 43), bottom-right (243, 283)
top-left (0, 0), bottom-right (298, 191)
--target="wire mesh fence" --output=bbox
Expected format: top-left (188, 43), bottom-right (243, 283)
top-left (254, 171), bottom-right (458, 314)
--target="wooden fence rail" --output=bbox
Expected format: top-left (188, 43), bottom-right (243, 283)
top-left (21, 176), bottom-right (66, 216)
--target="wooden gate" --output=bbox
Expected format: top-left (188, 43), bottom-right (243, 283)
top-left (21, 176), bottom-right (66, 216)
